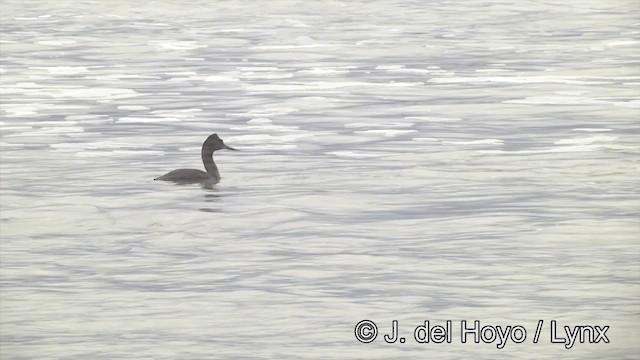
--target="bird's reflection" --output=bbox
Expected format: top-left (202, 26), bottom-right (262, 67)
top-left (203, 192), bottom-right (222, 201)
top-left (198, 188), bottom-right (225, 213)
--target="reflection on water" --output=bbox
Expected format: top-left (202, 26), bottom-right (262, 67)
top-left (1, 0), bottom-right (639, 359)
top-left (199, 191), bottom-right (224, 212)
top-left (198, 208), bottom-right (221, 213)
top-left (203, 192), bottom-right (222, 200)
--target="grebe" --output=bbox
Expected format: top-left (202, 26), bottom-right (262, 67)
top-left (155, 133), bottom-right (237, 185)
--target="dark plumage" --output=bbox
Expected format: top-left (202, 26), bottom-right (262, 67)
top-left (155, 133), bottom-right (238, 185)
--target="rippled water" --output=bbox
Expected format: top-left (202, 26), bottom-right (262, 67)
top-left (1, 0), bottom-right (639, 359)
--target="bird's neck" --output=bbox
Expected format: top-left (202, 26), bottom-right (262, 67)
top-left (201, 148), bottom-right (220, 180)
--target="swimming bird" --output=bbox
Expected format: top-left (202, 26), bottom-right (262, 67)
top-left (155, 133), bottom-right (237, 185)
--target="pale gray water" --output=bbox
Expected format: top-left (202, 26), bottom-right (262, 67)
top-left (1, 0), bottom-right (639, 359)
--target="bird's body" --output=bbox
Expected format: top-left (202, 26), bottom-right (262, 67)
top-left (155, 133), bottom-right (237, 185)
top-left (155, 169), bottom-right (212, 183)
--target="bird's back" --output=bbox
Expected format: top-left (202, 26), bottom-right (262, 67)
top-left (154, 169), bottom-right (213, 183)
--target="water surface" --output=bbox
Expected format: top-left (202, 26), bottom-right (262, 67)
top-left (1, 0), bottom-right (639, 359)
